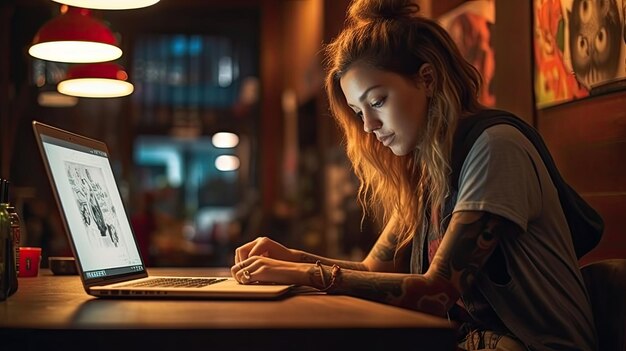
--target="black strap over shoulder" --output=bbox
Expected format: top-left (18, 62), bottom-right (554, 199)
top-left (448, 109), bottom-right (603, 259)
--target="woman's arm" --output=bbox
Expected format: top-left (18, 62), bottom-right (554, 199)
top-left (296, 215), bottom-right (402, 272)
top-left (233, 217), bottom-right (403, 273)
top-left (291, 250), bottom-right (367, 271)
top-left (316, 210), bottom-right (521, 317)
top-left (232, 210), bottom-right (519, 317)
top-left (361, 215), bottom-right (403, 272)
top-left (233, 236), bottom-right (367, 271)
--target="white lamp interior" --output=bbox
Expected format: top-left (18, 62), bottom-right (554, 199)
top-left (29, 41), bottom-right (122, 63)
top-left (52, 0), bottom-right (160, 10)
top-left (58, 78), bottom-right (134, 98)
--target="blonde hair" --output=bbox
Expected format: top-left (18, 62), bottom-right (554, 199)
top-left (324, 0), bottom-right (483, 259)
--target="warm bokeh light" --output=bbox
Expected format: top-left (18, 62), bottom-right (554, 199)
top-left (215, 155), bottom-right (240, 171)
top-left (37, 91), bottom-right (78, 107)
top-left (58, 78), bottom-right (134, 98)
top-left (211, 132), bottom-right (239, 148)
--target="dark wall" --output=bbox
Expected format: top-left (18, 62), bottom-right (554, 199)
top-left (538, 91), bottom-right (626, 265)
top-left (493, 0), bottom-right (625, 264)
top-left (429, 0), bottom-right (625, 264)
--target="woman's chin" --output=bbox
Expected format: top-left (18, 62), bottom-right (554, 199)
top-left (389, 145), bottom-right (409, 156)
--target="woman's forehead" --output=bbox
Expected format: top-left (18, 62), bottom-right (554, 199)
top-left (340, 63), bottom-right (414, 95)
top-left (341, 64), bottom-right (391, 88)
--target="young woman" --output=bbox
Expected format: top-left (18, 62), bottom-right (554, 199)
top-left (230, 1), bottom-right (597, 349)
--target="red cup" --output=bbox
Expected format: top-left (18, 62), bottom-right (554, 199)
top-left (19, 247), bottom-right (42, 277)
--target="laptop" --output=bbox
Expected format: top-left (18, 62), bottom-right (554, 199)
top-left (32, 120), bottom-right (292, 299)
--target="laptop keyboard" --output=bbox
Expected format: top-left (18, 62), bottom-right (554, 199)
top-left (119, 277), bottom-right (228, 288)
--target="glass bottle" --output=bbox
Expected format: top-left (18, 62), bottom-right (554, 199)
top-left (7, 206), bottom-right (19, 295)
top-left (0, 180), bottom-right (10, 301)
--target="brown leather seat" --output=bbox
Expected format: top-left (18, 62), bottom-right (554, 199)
top-left (580, 259), bottom-right (626, 351)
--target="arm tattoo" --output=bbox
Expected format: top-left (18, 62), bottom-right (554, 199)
top-left (298, 253), bottom-right (318, 264)
top-left (307, 266), bottom-right (323, 287)
top-left (320, 211), bottom-right (515, 317)
top-left (298, 252), bottom-right (367, 271)
top-left (433, 211), bottom-right (508, 293)
top-left (324, 269), bottom-right (455, 317)
top-left (369, 231), bottom-right (397, 262)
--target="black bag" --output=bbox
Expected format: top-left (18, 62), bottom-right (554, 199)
top-left (448, 109), bottom-right (603, 259)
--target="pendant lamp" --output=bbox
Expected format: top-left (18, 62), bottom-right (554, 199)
top-left (29, 6), bottom-right (122, 63)
top-left (52, 0), bottom-right (160, 10)
top-left (57, 62), bottom-right (134, 98)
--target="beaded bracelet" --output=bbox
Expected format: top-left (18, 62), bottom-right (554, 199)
top-left (315, 260), bottom-right (341, 292)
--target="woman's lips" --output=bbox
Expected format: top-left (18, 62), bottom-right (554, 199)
top-left (378, 134), bottom-right (394, 147)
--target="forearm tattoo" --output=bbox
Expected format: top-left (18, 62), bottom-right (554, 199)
top-left (307, 266), bottom-right (323, 288)
top-left (369, 231), bottom-right (397, 262)
top-left (298, 253), bottom-right (318, 264)
top-left (324, 212), bottom-right (511, 317)
top-left (298, 252), bottom-right (367, 271)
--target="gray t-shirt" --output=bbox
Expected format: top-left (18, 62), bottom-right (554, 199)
top-left (453, 125), bottom-right (597, 351)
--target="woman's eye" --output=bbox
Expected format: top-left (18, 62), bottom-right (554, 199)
top-left (356, 111), bottom-right (363, 119)
top-left (371, 98), bottom-right (385, 108)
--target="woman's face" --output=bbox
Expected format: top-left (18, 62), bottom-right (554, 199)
top-left (340, 62), bottom-right (431, 156)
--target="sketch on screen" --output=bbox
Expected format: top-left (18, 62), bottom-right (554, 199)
top-left (65, 162), bottom-right (121, 249)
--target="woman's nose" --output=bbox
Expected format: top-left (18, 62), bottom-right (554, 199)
top-left (362, 112), bottom-right (381, 133)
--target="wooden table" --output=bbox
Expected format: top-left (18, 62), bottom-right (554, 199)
top-left (0, 268), bottom-right (457, 351)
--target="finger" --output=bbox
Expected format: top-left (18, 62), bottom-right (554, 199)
top-left (230, 257), bottom-right (249, 278)
top-left (243, 236), bottom-right (269, 261)
top-left (234, 247), bottom-right (242, 265)
top-left (231, 259), bottom-right (244, 282)
top-left (231, 266), bottom-right (240, 283)
top-left (235, 245), bottom-right (248, 264)
top-left (247, 237), bottom-right (271, 258)
top-left (230, 263), bottom-right (241, 280)
top-left (235, 240), bottom-right (257, 264)
top-left (236, 267), bottom-right (253, 284)
top-left (235, 257), bottom-right (264, 284)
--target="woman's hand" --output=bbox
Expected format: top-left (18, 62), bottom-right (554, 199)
top-left (230, 255), bottom-right (312, 286)
top-left (234, 236), bottom-right (298, 264)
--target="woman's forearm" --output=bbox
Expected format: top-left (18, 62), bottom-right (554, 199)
top-left (293, 249), bottom-right (368, 271)
top-left (302, 211), bottom-right (515, 317)
top-left (307, 267), bottom-right (456, 317)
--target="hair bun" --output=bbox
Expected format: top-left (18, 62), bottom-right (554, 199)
top-left (347, 0), bottom-right (420, 24)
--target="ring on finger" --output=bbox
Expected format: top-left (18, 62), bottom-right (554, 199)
top-left (242, 269), bottom-right (252, 281)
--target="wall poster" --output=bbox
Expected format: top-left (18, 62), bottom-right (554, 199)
top-left (439, 0), bottom-right (496, 107)
top-left (534, 0), bottom-right (626, 108)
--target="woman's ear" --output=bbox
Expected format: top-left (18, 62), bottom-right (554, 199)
top-left (418, 63), bottom-right (435, 96)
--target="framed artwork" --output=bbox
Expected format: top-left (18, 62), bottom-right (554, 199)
top-left (533, 0), bottom-right (626, 108)
top-left (439, 0), bottom-right (496, 107)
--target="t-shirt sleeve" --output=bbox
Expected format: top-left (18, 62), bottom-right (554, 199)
top-left (453, 125), bottom-right (542, 231)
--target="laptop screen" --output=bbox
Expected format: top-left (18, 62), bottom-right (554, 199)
top-left (40, 134), bottom-right (144, 281)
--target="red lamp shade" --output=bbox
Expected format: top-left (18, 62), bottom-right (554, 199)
top-left (52, 0), bottom-right (160, 10)
top-left (57, 62), bottom-right (134, 98)
top-left (29, 7), bottom-right (122, 63)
